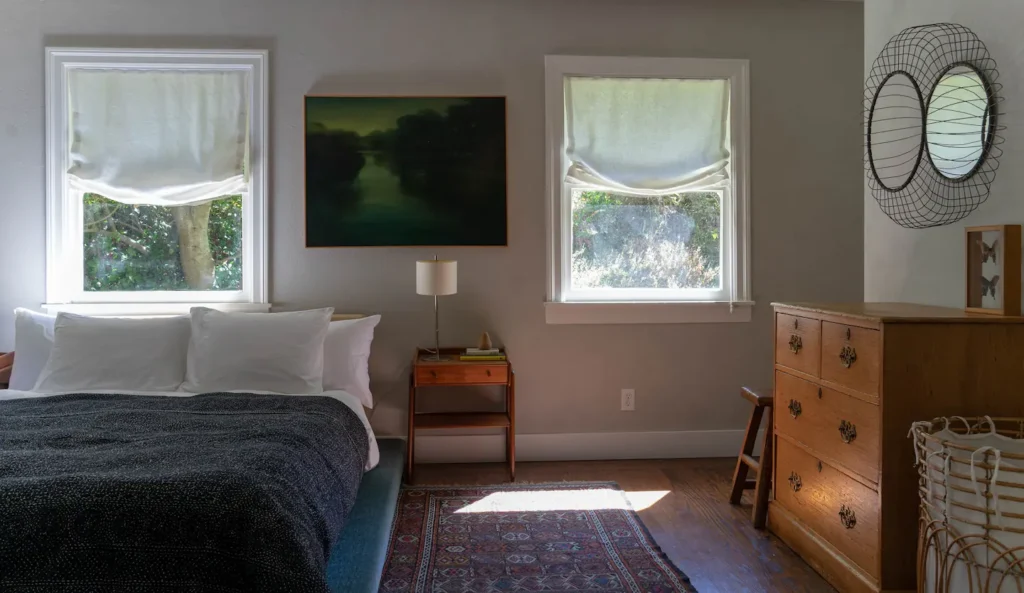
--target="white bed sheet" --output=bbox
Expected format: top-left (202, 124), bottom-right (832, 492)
top-left (0, 389), bottom-right (380, 471)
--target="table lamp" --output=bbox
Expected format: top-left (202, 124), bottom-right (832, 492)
top-left (416, 256), bottom-right (457, 361)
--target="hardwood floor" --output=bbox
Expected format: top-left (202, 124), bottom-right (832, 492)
top-left (412, 457), bottom-right (836, 593)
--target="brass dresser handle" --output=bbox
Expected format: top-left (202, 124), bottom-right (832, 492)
top-left (816, 460), bottom-right (823, 472)
top-left (486, 369), bottom-right (491, 376)
top-left (839, 345), bottom-right (857, 368)
top-left (789, 335), bottom-right (803, 354)
top-left (788, 472), bottom-right (802, 492)
top-left (788, 399), bottom-right (802, 419)
top-left (839, 505), bottom-right (857, 529)
top-left (839, 420), bottom-right (857, 444)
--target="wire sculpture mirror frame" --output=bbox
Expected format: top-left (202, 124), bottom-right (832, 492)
top-left (865, 23), bottom-right (1004, 229)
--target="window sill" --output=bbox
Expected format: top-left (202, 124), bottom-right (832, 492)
top-left (42, 302), bottom-right (272, 316)
top-left (544, 301), bottom-right (754, 325)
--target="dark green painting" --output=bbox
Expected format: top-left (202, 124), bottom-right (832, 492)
top-left (305, 96), bottom-right (507, 247)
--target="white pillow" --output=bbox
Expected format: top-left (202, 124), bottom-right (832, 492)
top-left (323, 315), bottom-right (381, 408)
top-left (9, 308), bottom-right (57, 391)
top-left (183, 307), bottom-right (334, 394)
top-left (34, 313), bottom-right (191, 393)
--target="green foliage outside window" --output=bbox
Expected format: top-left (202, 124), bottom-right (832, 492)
top-left (83, 193), bottom-right (242, 292)
top-left (571, 190), bottom-right (721, 290)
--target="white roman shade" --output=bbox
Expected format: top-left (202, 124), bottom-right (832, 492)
top-left (67, 69), bottom-right (250, 206)
top-left (564, 76), bottom-right (731, 195)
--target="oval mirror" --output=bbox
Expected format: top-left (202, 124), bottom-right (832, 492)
top-left (926, 65), bottom-right (993, 180)
top-left (868, 72), bottom-right (924, 191)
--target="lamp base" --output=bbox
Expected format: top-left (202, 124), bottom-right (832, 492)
top-left (421, 349), bottom-right (452, 362)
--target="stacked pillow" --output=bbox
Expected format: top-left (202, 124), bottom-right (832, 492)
top-left (183, 307), bottom-right (335, 394)
top-left (8, 307), bottom-right (381, 408)
top-left (34, 312), bottom-right (192, 392)
top-left (8, 309), bottom-right (57, 391)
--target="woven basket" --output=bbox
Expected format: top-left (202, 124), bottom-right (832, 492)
top-left (912, 417), bottom-right (1024, 593)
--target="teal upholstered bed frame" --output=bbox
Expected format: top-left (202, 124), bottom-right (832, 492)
top-left (326, 437), bottom-right (405, 593)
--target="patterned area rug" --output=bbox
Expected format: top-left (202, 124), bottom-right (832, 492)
top-left (379, 482), bottom-right (697, 593)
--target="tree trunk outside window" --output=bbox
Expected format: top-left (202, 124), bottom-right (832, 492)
top-left (172, 204), bottom-right (216, 290)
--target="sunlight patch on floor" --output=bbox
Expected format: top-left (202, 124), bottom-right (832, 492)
top-left (453, 489), bottom-right (670, 513)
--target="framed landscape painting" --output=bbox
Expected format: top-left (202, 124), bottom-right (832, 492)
top-left (305, 96), bottom-right (507, 247)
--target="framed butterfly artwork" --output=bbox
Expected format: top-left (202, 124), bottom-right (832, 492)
top-left (966, 224), bottom-right (1021, 316)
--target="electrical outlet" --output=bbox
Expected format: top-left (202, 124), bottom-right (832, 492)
top-left (621, 389), bottom-right (635, 411)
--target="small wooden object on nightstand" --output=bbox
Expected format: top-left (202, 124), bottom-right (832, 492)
top-left (408, 347), bottom-right (515, 483)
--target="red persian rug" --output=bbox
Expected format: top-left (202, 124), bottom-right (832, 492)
top-left (379, 482), bottom-right (697, 593)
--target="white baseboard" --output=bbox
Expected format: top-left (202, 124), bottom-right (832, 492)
top-left (412, 428), bottom-right (767, 464)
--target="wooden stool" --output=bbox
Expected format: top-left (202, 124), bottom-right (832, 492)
top-left (729, 386), bottom-right (774, 529)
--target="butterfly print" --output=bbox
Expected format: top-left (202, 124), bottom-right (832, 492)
top-left (978, 239), bottom-right (998, 264)
top-left (981, 275), bottom-right (1000, 298)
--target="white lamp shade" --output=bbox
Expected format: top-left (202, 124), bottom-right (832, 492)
top-left (416, 260), bottom-right (457, 296)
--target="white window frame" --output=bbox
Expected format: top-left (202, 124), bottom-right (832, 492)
top-left (43, 48), bottom-right (269, 315)
top-left (544, 55), bottom-right (752, 324)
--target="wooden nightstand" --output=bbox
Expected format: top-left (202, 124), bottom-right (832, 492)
top-left (407, 347), bottom-right (515, 483)
top-left (0, 352), bottom-right (12, 389)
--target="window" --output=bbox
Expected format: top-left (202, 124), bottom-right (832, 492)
top-left (45, 48), bottom-right (268, 315)
top-left (545, 56), bottom-right (751, 324)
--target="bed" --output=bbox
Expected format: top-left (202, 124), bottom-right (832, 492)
top-left (0, 309), bottom-right (404, 593)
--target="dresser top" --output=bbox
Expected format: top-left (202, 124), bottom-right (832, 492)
top-left (773, 302), bottom-right (1024, 323)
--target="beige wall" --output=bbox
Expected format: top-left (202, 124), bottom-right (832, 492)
top-left (865, 0), bottom-right (1024, 306)
top-left (0, 0), bottom-right (864, 441)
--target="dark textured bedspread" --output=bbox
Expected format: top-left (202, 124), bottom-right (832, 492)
top-left (0, 393), bottom-right (369, 593)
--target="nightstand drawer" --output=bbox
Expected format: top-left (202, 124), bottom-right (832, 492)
top-left (416, 364), bottom-right (508, 385)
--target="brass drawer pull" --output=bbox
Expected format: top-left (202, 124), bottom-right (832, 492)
top-left (817, 460), bottom-right (823, 473)
top-left (839, 345), bottom-right (857, 368)
top-left (788, 334), bottom-right (803, 354)
top-left (486, 369), bottom-right (492, 376)
top-left (839, 420), bottom-right (857, 444)
top-left (817, 387), bottom-right (823, 399)
top-left (788, 399), bottom-right (802, 419)
top-left (793, 318), bottom-right (799, 330)
top-left (839, 505), bottom-right (857, 529)
top-left (788, 472), bottom-right (802, 492)
top-left (431, 370), bottom-right (437, 378)
top-left (845, 327), bottom-right (852, 340)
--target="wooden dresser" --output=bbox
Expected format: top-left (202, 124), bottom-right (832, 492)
top-left (769, 303), bottom-right (1024, 593)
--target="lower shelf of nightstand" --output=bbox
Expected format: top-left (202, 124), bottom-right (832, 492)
top-left (414, 412), bottom-right (511, 429)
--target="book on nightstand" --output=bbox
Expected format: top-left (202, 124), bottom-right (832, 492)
top-left (459, 347), bottom-right (506, 361)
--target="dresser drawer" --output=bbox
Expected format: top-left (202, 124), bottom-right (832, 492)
top-left (820, 322), bottom-right (880, 396)
top-left (776, 313), bottom-right (821, 377)
top-left (775, 438), bottom-right (879, 579)
top-left (775, 371), bottom-right (880, 483)
top-left (416, 364), bottom-right (508, 385)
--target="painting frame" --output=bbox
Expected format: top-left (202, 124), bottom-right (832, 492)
top-left (303, 94), bottom-right (509, 248)
top-left (965, 224), bottom-right (1021, 316)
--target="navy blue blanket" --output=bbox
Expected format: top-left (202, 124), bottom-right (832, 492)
top-left (0, 393), bottom-right (369, 592)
